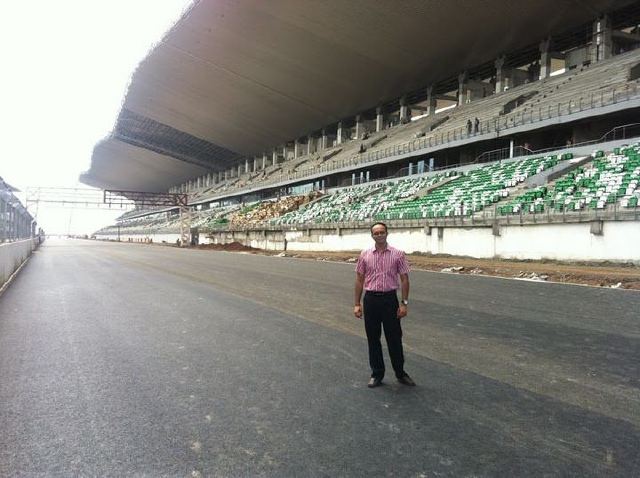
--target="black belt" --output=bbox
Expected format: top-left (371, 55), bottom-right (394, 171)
top-left (365, 290), bottom-right (397, 297)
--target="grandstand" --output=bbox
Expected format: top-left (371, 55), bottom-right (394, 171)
top-left (89, 1), bottom-right (640, 262)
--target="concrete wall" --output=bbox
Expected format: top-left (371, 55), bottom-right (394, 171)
top-left (98, 220), bottom-right (640, 263)
top-left (0, 239), bottom-right (38, 290)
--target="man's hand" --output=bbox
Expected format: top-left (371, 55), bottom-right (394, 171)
top-left (354, 304), bottom-right (363, 319)
top-left (397, 304), bottom-right (407, 319)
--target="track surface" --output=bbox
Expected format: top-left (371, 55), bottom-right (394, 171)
top-left (1, 239), bottom-right (639, 477)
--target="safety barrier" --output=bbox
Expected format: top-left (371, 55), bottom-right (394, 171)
top-left (0, 238), bottom-right (39, 291)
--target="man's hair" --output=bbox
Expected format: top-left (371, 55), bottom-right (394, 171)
top-left (370, 222), bottom-right (388, 233)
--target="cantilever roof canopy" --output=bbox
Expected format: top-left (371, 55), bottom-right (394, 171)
top-left (83, 0), bottom-right (635, 192)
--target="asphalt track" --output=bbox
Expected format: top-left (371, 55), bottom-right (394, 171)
top-left (0, 239), bottom-right (639, 477)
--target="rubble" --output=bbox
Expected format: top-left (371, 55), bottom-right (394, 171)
top-left (227, 192), bottom-right (322, 227)
top-left (516, 272), bottom-right (549, 281)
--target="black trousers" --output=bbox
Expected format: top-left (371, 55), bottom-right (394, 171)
top-left (363, 292), bottom-right (405, 379)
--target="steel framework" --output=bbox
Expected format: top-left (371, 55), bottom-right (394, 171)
top-left (24, 188), bottom-right (191, 245)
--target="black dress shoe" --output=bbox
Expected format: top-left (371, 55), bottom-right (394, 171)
top-left (368, 377), bottom-right (383, 388)
top-left (397, 374), bottom-right (416, 386)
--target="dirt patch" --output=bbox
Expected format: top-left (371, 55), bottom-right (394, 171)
top-left (185, 242), bottom-right (639, 290)
top-left (263, 250), bottom-right (640, 290)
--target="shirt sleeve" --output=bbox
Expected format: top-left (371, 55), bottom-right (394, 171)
top-left (397, 251), bottom-right (410, 275)
top-left (355, 252), bottom-right (366, 274)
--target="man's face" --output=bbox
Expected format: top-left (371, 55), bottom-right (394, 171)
top-left (371, 225), bottom-right (387, 245)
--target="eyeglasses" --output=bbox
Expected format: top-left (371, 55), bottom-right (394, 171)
top-left (371, 231), bottom-right (387, 236)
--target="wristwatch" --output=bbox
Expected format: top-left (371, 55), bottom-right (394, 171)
top-left (401, 299), bottom-right (409, 306)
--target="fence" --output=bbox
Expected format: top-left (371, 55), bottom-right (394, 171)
top-left (0, 180), bottom-right (35, 242)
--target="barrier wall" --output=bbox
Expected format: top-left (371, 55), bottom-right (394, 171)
top-left (96, 220), bottom-right (640, 263)
top-left (0, 239), bottom-right (37, 290)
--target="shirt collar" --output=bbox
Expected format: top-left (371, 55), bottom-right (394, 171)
top-left (371, 244), bottom-right (389, 254)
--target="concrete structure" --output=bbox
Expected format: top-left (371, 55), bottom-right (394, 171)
top-left (81, 0), bottom-right (637, 193)
top-left (0, 238), bottom-right (39, 290)
top-left (95, 219), bottom-right (640, 264)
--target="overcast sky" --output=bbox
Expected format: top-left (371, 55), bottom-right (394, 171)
top-left (0, 0), bottom-right (191, 235)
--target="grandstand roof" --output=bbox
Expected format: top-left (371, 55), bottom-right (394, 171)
top-left (82, 0), bottom-right (636, 192)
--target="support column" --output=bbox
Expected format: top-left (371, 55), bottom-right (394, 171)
top-left (253, 157), bottom-right (259, 171)
top-left (539, 38), bottom-right (552, 80)
top-left (245, 159), bottom-right (250, 173)
top-left (307, 135), bottom-right (314, 155)
top-left (336, 122), bottom-right (343, 145)
top-left (375, 107), bottom-right (384, 132)
top-left (458, 71), bottom-right (468, 105)
top-left (592, 15), bottom-right (612, 63)
top-left (495, 56), bottom-right (505, 94)
top-left (399, 97), bottom-right (408, 122)
top-left (294, 139), bottom-right (301, 159)
top-left (282, 144), bottom-right (288, 161)
top-left (426, 86), bottom-right (436, 115)
top-left (354, 115), bottom-right (363, 139)
top-left (321, 129), bottom-right (328, 149)
top-left (262, 152), bottom-right (268, 169)
top-left (272, 148), bottom-right (278, 166)
top-left (238, 164), bottom-right (243, 177)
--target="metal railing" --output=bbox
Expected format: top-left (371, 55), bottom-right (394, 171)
top-left (472, 122), bottom-right (640, 163)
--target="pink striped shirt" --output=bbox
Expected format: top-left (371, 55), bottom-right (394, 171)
top-left (356, 245), bottom-right (410, 292)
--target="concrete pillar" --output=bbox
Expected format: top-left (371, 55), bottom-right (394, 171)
top-left (354, 115), bottom-right (363, 139)
top-left (458, 71), bottom-right (468, 105)
top-left (307, 135), bottom-right (314, 155)
top-left (294, 139), bottom-right (301, 159)
top-left (245, 159), bottom-right (249, 173)
top-left (539, 38), bottom-right (552, 80)
top-left (282, 145), bottom-right (288, 161)
top-left (426, 86), bottom-right (436, 115)
top-left (262, 152), bottom-right (268, 169)
top-left (337, 122), bottom-right (343, 145)
top-left (272, 148), bottom-right (278, 166)
top-left (399, 97), bottom-right (408, 122)
top-left (376, 107), bottom-right (383, 132)
top-left (592, 15), bottom-right (612, 63)
top-left (238, 165), bottom-right (243, 177)
top-left (253, 157), bottom-right (259, 171)
top-left (495, 56), bottom-right (505, 94)
top-left (321, 129), bottom-right (328, 149)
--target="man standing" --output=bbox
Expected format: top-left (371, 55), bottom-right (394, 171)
top-left (354, 222), bottom-right (416, 388)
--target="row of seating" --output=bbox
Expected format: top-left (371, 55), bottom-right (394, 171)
top-left (272, 172), bottom-right (456, 225)
top-left (374, 154), bottom-right (570, 220)
top-left (499, 146), bottom-right (640, 214)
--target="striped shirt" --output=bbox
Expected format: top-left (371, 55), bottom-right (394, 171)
top-left (356, 245), bottom-right (410, 292)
